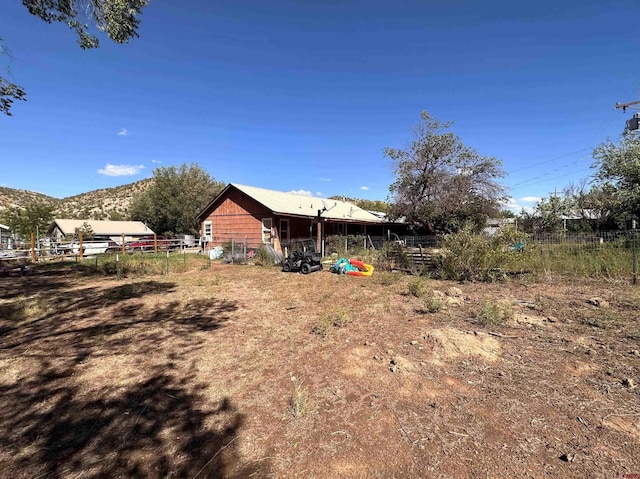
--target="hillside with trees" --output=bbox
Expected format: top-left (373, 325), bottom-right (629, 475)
top-left (0, 187), bottom-right (59, 210)
top-left (56, 179), bottom-right (153, 220)
top-left (0, 179), bottom-right (152, 223)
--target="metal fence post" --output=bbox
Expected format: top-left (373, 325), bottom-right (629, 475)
top-left (632, 230), bottom-right (637, 285)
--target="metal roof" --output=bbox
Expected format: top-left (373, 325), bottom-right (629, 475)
top-left (49, 219), bottom-right (154, 236)
top-left (230, 183), bottom-right (384, 223)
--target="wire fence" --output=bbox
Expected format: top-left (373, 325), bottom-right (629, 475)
top-left (325, 231), bottom-right (639, 281)
top-left (523, 231), bottom-right (638, 282)
top-left (2, 230), bottom-right (638, 282)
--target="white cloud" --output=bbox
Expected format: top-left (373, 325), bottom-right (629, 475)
top-left (504, 197), bottom-right (520, 210)
top-left (503, 197), bottom-right (527, 214)
top-left (289, 189), bottom-right (312, 196)
top-left (117, 128), bottom-right (128, 136)
top-left (319, 177), bottom-right (331, 182)
top-left (98, 163), bottom-right (144, 176)
top-left (151, 159), bottom-right (162, 164)
top-left (520, 196), bottom-right (542, 203)
top-left (315, 192), bottom-right (324, 197)
top-left (360, 186), bottom-right (370, 191)
top-left (503, 196), bottom-right (538, 215)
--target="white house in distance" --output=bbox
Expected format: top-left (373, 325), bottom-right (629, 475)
top-left (47, 219), bottom-right (154, 244)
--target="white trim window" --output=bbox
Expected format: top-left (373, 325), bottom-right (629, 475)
top-left (262, 218), bottom-right (273, 243)
top-left (203, 220), bottom-right (212, 241)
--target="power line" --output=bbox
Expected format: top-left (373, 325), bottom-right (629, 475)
top-left (506, 147), bottom-right (592, 174)
top-left (508, 157), bottom-right (592, 188)
top-left (509, 167), bottom-right (593, 190)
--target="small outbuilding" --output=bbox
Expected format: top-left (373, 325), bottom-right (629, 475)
top-left (197, 183), bottom-right (387, 255)
top-left (47, 219), bottom-right (154, 243)
top-left (0, 223), bottom-right (12, 249)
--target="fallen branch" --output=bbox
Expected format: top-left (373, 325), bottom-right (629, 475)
top-left (487, 332), bottom-right (520, 339)
top-left (448, 431), bottom-right (469, 437)
top-left (602, 412), bottom-right (640, 422)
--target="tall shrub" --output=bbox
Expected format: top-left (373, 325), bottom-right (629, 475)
top-left (441, 228), bottom-right (529, 281)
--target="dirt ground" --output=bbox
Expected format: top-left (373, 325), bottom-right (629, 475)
top-left (0, 262), bottom-right (639, 478)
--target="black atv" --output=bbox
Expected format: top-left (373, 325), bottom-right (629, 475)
top-left (282, 240), bottom-right (323, 274)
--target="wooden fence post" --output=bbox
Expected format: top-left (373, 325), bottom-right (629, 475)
top-left (31, 233), bottom-right (36, 262)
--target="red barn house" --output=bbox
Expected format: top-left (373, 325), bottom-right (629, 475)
top-left (196, 183), bottom-right (385, 255)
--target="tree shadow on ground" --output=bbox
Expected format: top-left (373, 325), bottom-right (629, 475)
top-left (0, 279), bottom-right (231, 355)
top-left (0, 269), bottom-right (270, 478)
top-left (0, 365), bottom-right (270, 478)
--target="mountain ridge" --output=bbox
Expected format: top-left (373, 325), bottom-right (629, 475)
top-left (0, 179), bottom-right (153, 221)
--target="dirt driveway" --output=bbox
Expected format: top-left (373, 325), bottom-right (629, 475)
top-left (0, 264), bottom-right (638, 478)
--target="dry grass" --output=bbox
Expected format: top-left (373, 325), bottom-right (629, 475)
top-left (0, 294), bottom-right (51, 322)
top-left (311, 309), bottom-right (354, 337)
top-left (289, 380), bottom-right (311, 420)
top-left (0, 264), bottom-right (639, 478)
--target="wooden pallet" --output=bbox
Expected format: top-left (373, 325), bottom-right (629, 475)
top-left (386, 247), bottom-right (442, 272)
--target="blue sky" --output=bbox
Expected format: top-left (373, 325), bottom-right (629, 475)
top-left (2, 0), bottom-right (639, 213)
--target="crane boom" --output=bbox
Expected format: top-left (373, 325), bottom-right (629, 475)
top-left (615, 100), bottom-right (640, 112)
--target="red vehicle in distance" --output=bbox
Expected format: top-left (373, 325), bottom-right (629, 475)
top-left (126, 235), bottom-right (169, 252)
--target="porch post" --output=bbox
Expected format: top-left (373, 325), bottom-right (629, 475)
top-left (316, 210), bottom-right (323, 257)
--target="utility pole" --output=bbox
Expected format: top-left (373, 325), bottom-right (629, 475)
top-left (615, 99), bottom-right (640, 132)
top-left (615, 97), bottom-right (639, 283)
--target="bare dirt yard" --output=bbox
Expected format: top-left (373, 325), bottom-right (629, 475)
top-left (0, 262), bottom-right (639, 478)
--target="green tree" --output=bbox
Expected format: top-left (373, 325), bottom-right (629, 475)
top-left (130, 163), bottom-right (225, 236)
top-left (385, 111), bottom-right (506, 234)
top-left (2, 203), bottom-right (54, 238)
top-left (1, 40), bottom-right (26, 116)
top-left (563, 182), bottom-right (623, 231)
top-left (592, 133), bottom-right (640, 219)
top-left (327, 196), bottom-right (388, 213)
top-left (519, 196), bottom-right (570, 234)
top-left (109, 210), bottom-right (126, 221)
top-left (1, 0), bottom-right (150, 116)
top-left (355, 199), bottom-right (388, 213)
top-left (74, 221), bottom-right (95, 239)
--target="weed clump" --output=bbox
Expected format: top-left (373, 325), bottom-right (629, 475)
top-left (254, 245), bottom-right (277, 267)
top-left (374, 271), bottom-right (402, 287)
top-left (424, 295), bottom-right (443, 313)
top-left (477, 300), bottom-right (514, 326)
top-left (311, 309), bottom-right (353, 337)
top-left (408, 278), bottom-right (430, 297)
top-left (289, 381), bottom-right (311, 419)
top-left (583, 307), bottom-right (623, 329)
